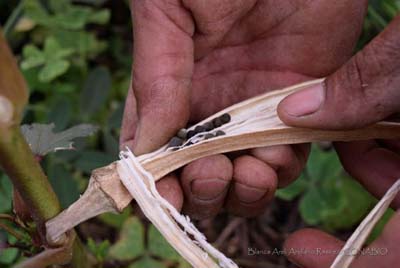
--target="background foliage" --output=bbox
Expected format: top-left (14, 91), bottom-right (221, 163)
top-left (0, 0), bottom-right (399, 267)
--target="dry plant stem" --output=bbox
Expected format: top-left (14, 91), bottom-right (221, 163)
top-left (119, 151), bottom-right (233, 268)
top-left (46, 79), bottom-right (400, 242)
top-left (331, 179), bottom-right (400, 268)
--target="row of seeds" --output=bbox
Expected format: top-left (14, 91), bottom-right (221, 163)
top-left (168, 113), bottom-right (231, 149)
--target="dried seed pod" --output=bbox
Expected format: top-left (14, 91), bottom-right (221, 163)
top-left (177, 129), bottom-right (187, 139)
top-left (168, 137), bottom-right (183, 148)
top-left (215, 130), bottom-right (225, 136)
top-left (212, 117), bottom-right (223, 128)
top-left (194, 125), bottom-right (206, 134)
top-left (220, 113), bottom-right (231, 124)
top-left (203, 122), bottom-right (214, 131)
top-left (187, 130), bottom-right (196, 139)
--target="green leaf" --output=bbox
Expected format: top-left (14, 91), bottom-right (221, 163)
top-left (39, 60), bottom-right (70, 82)
top-left (0, 248), bottom-right (19, 265)
top-left (98, 207), bottom-right (132, 228)
top-left (21, 45), bottom-right (45, 69)
top-left (0, 175), bottom-right (12, 213)
top-left (88, 9), bottom-right (111, 24)
top-left (47, 98), bottom-right (73, 131)
top-left (47, 163), bottom-right (80, 208)
top-left (299, 188), bottom-right (324, 225)
top-left (321, 176), bottom-right (375, 231)
top-left (80, 67), bottom-right (111, 116)
top-left (148, 225), bottom-right (181, 262)
top-left (23, 0), bottom-right (52, 26)
top-left (129, 256), bottom-right (165, 268)
top-left (102, 131), bottom-right (119, 158)
top-left (307, 146), bottom-right (342, 181)
top-left (73, 151), bottom-right (114, 173)
top-left (21, 123), bottom-right (98, 156)
top-left (87, 238), bottom-right (110, 262)
top-left (108, 217), bottom-right (145, 261)
top-left (54, 7), bottom-right (92, 30)
top-left (276, 173), bottom-right (308, 201)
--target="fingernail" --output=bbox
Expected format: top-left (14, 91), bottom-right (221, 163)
top-left (191, 178), bottom-right (229, 201)
top-left (235, 183), bottom-right (267, 204)
top-left (281, 83), bottom-right (325, 117)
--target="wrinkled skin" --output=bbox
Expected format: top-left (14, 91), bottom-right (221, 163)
top-left (121, 0), bottom-right (400, 266)
top-left (280, 15), bottom-right (400, 268)
top-left (121, 0), bottom-right (366, 218)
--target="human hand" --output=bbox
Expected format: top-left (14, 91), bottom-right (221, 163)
top-left (279, 15), bottom-right (400, 268)
top-left (121, 0), bottom-right (367, 219)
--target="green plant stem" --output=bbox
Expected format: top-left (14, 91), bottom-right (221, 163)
top-left (0, 126), bottom-right (61, 226)
top-left (4, 1), bottom-right (23, 38)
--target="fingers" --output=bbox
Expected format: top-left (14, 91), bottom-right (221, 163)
top-left (354, 210), bottom-right (400, 268)
top-left (156, 174), bottom-right (184, 211)
top-left (251, 144), bottom-right (310, 188)
top-left (284, 228), bottom-right (344, 268)
top-left (334, 140), bottom-right (400, 208)
top-left (180, 155), bottom-right (233, 219)
top-left (284, 211), bottom-right (400, 268)
top-left (225, 155), bottom-right (277, 217)
top-left (278, 15), bottom-right (400, 129)
top-left (122, 0), bottom-right (195, 155)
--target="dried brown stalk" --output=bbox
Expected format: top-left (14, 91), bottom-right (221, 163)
top-left (46, 79), bottom-right (400, 258)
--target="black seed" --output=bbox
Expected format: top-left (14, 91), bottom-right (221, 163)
top-left (187, 130), bottom-right (196, 139)
top-left (220, 113), bottom-right (231, 124)
top-left (212, 117), bottom-right (223, 128)
top-left (194, 125), bottom-right (206, 133)
top-left (215, 130), bottom-right (225, 136)
top-left (177, 128), bottom-right (187, 139)
top-left (203, 121), bottom-right (214, 131)
top-left (168, 137), bottom-right (183, 147)
top-left (204, 133), bottom-right (214, 139)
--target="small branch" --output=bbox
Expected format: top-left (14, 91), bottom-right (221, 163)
top-left (0, 222), bottom-right (26, 241)
top-left (0, 214), bottom-right (14, 222)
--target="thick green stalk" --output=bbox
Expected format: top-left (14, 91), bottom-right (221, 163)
top-left (0, 126), bottom-right (61, 226)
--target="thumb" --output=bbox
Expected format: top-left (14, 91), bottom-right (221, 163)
top-left (278, 15), bottom-right (400, 130)
top-left (120, 0), bottom-right (194, 155)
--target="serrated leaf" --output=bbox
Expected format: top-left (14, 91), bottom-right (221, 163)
top-left (108, 217), bottom-right (145, 261)
top-left (129, 256), bottom-right (165, 268)
top-left (39, 60), bottom-right (70, 82)
top-left (21, 123), bottom-right (98, 156)
top-left (148, 225), bottom-right (181, 262)
top-left (80, 67), bottom-right (111, 116)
